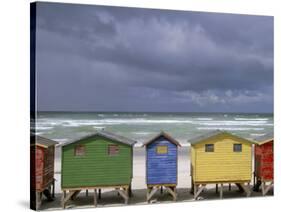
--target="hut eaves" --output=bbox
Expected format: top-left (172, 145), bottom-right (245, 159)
top-left (33, 135), bottom-right (58, 148)
top-left (188, 130), bottom-right (256, 145)
top-left (254, 132), bottom-right (274, 145)
top-left (61, 130), bottom-right (137, 147)
top-left (142, 131), bottom-right (181, 147)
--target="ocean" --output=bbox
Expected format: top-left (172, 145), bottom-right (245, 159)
top-left (34, 112), bottom-right (273, 146)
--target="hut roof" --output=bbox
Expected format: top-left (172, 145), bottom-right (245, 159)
top-left (33, 135), bottom-right (58, 148)
top-left (254, 132), bottom-right (274, 145)
top-left (142, 131), bottom-right (181, 147)
top-left (61, 130), bottom-right (137, 147)
top-left (188, 130), bottom-right (256, 145)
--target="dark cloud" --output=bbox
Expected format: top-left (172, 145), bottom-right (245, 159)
top-left (35, 2), bottom-right (273, 113)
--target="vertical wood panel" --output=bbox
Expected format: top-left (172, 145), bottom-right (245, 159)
top-left (146, 136), bottom-right (178, 185)
top-left (62, 136), bottom-right (133, 188)
top-left (192, 134), bottom-right (253, 182)
top-left (255, 141), bottom-right (273, 181)
top-left (31, 145), bottom-right (55, 191)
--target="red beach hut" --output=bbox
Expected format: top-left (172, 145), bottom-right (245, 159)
top-left (31, 135), bottom-right (58, 209)
top-left (253, 132), bottom-right (273, 195)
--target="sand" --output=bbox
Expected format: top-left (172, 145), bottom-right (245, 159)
top-left (39, 146), bottom-right (273, 210)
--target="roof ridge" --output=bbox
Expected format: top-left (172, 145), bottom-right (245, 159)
top-left (61, 130), bottom-right (137, 147)
top-left (143, 131), bottom-right (181, 147)
top-left (188, 130), bottom-right (256, 145)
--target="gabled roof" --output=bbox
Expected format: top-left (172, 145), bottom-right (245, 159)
top-left (142, 131), bottom-right (181, 147)
top-left (188, 130), bottom-right (256, 145)
top-left (61, 130), bottom-right (137, 147)
top-left (32, 135), bottom-right (58, 148)
top-left (254, 132), bottom-right (274, 145)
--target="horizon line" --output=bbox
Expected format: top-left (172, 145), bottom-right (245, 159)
top-left (36, 110), bottom-right (274, 115)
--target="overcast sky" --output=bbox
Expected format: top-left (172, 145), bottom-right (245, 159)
top-left (35, 2), bottom-right (273, 113)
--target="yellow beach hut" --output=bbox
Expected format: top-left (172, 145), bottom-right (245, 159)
top-left (188, 130), bottom-right (256, 199)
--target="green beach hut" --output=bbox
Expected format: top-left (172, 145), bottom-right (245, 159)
top-left (61, 130), bottom-right (136, 208)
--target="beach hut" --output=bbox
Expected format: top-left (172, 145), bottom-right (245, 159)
top-left (189, 130), bottom-right (256, 199)
top-left (60, 130), bottom-right (136, 208)
top-left (253, 132), bottom-right (274, 195)
top-left (31, 135), bottom-right (58, 209)
top-left (143, 131), bottom-right (181, 202)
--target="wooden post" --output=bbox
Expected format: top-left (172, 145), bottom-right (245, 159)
top-left (261, 181), bottom-right (273, 196)
top-left (253, 172), bottom-right (256, 189)
top-left (62, 190), bottom-right (76, 209)
top-left (61, 190), bottom-right (66, 209)
top-left (116, 188), bottom-right (129, 204)
top-left (261, 182), bottom-right (265, 196)
top-left (235, 183), bottom-right (244, 192)
top-left (166, 186), bottom-right (177, 201)
top-left (86, 189), bottom-right (88, 197)
top-left (229, 183), bottom-right (231, 191)
top-left (146, 187), bottom-right (150, 202)
top-left (61, 190), bottom-right (65, 203)
top-left (160, 186), bottom-right (163, 194)
top-left (254, 180), bottom-right (261, 192)
top-left (194, 184), bottom-right (197, 199)
top-left (190, 177), bottom-right (194, 194)
top-left (125, 187), bottom-right (129, 204)
top-left (98, 189), bottom-right (101, 200)
top-left (147, 187), bottom-right (158, 203)
top-left (128, 184), bottom-right (133, 197)
top-left (238, 183), bottom-right (251, 197)
top-left (216, 184), bottom-right (218, 193)
top-left (93, 189), bottom-right (97, 207)
top-left (220, 184), bottom-right (223, 199)
top-left (194, 184), bottom-right (206, 200)
top-left (52, 179), bottom-right (55, 198)
top-left (36, 192), bottom-right (42, 210)
top-left (71, 190), bottom-right (81, 200)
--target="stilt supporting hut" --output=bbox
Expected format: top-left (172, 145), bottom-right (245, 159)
top-left (31, 135), bottom-right (58, 210)
top-left (60, 130), bottom-right (136, 208)
top-left (143, 131), bottom-right (181, 203)
top-left (189, 130), bottom-right (256, 200)
top-left (253, 132), bottom-right (274, 195)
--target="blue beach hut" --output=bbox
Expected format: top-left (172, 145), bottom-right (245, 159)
top-left (143, 131), bottom-right (181, 202)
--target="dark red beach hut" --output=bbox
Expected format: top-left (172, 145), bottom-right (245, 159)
top-left (31, 135), bottom-right (58, 209)
top-left (253, 132), bottom-right (273, 195)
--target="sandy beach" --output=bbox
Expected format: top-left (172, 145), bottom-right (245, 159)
top-left (39, 146), bottom-right (273, 210)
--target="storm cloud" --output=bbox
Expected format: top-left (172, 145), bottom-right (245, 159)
top-left (35, 2), bottom-right (273, 113)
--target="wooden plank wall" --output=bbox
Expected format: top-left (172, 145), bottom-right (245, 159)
top-left (62, 136), bottom-right (133, 188)
top-left (193, 135), bottom-right (252, 183)
top-left (259, 141), bottom-right (273, 181)
top-left (43, 146), bottom-right (55, 188)
top-left (146, 136), bottom-right (177, 185)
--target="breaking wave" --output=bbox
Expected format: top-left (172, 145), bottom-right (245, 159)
top-left (197, 127), bottom-right (264, 131)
